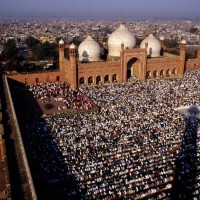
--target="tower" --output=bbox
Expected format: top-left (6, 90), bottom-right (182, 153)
top-left (68, 44), bottom-right (77, 89)
top-left (59, 39), bottom-right (65, 73)
top-left (160, 36), bottom-right (165, 56)
top-left (120, 43), bottom-right (125, 83)
top-left (197, 33), bottom-right (200, 67)
top-left (179, 39), bottom-right (186, 77)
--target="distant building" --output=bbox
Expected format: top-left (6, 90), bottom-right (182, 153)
top-left (188, 34), bottom-right (199, 43)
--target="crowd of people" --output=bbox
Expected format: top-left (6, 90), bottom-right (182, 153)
top-left (28, 81), bottom-right (96, 112)
top-left (17, 69), bottom-right (200, 199)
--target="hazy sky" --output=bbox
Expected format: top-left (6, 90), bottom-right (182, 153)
top-left (1, 0), bottom-right (200, 19)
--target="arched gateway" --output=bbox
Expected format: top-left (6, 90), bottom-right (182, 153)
top-left (121, 48), bottom-right (147, 82)
top-left (127, 57), bottom-right (142, 80)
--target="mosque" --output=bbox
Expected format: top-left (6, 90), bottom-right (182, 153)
top-left (7, 23), bottom-right (200, 88)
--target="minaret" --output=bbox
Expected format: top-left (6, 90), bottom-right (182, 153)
top-left (160, 36), bottom-right (165, 56)
top-left (59, 39), bottom-right (65, 73)
top-left (120, 43), bottom-right (125, 83)
top-left (180, 39), bottom-right (186, 77)
top-left (197, 33), bottom-right (200, 67)
top-left (69, 43), bottom-right (77, 89)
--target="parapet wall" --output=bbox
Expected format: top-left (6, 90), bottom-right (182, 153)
top-left (186, 59), bottom-right (199, 71)
top-left (0, 138), bottom-right (11, 199)
top-left (78, 60), bottom-right (120, 68)
top-left (0, 98), bottom-right (11, 199)
top-left (6, 70), bottom-right (65, 85)
top-left (4, 76), bottom-right (37, 200)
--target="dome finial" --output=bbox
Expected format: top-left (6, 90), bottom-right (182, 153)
top-left (121, 19), bottom-right (125, 25)
top-left (70, 43), bottom-right (76, 49)
top-left (121, 43), bottom-right (124, 49)
top-left (59, 39), bottom-right (64, 45)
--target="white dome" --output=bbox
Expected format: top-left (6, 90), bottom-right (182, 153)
top-left (59, 39), bottom-right (64, 45)
top-left (140, 34), bottom-right (161, 57)
top-left (108, 23), bottom-right (136, 57)
top-left (78, 36), bottom-right (101, 62)
top-left (70, 43), bottom-right (76, 49)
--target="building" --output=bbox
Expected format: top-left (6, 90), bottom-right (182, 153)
top-left (7, 23), bottom-right (200, 88)
top-left (188, 34), bottom-right (199, 43)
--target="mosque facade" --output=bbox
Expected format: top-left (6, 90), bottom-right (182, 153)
top-left (7, 23), bottom-right (200, 88)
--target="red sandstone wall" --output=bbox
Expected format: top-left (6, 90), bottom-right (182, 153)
top-left (78, 61), bottom-right (120, 85)
top-left (146, 57), bottom-right (182, 79)
top-left (6, 71), bottom-right (65, 85)
top-left (186, 59), bottom-right (199, 71)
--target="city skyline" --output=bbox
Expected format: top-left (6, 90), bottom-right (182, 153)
top-left (1, 0), bottom-right (200, 19)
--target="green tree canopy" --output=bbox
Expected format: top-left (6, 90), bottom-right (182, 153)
top-left (136, 37), bottom-right (143, 46)
top-left (189, 28), bottom-right (198, 34)
top-left (26, 36), bottom-right (40, 49)
top-left (55, 37), bottom-right (62, 45)
top-left (25, 36), bottom-right (58, 61)
top-left (31, 42), bottom-right (58, 60)
top-left (2, 39), bottom-right (17, 60)
top-left (164, 39), bottom-right (179, 48)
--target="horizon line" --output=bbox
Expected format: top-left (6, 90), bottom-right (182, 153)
top-left (0, 15), bottom-right (200, 21)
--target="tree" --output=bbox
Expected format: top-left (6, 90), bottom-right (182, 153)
top-left (26, 36), bottom-right (40, 49)
top-left (2, 39), bottom-right (17, 60)
top-left (55, 37), bottom-right (62, 45)
top-left (164, 39), bottom-right (179, 48)
top-left (136, 37), bottom-right (143, 46)
top-left (30, 42), bottom-right (58, 60)
top-left (165, 49), bottom-right (179, 55)
top-left (32, 44), bottom-right (44, 60)
top-left (4, 60), bottom-right (16, 71)
top-left (189, 28), bottom-right (198, 34)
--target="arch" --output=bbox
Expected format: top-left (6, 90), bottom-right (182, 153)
top-left (127, 68), bottom-right (131, 79)
top-left (88, 76), bottom-right (93, 85)
top-left (146, 71), bottom-right (151, 79)
top-left (56, 76), bottom-right (60, 82)
top-left (112, 74), bottom-right (117, 82)
top-left (80, 77), bottom-right (85, 85)
top-left (104, 75), bottom-right (109, 83)
top-left (172, 68), bottom-right (177, 76)
top-left (160, 70), bottom-right (165, 78)
top-left (126, 57), bottom-right (142, 80)
top-left (36, 78), bottom-right (39, 84)
top-left (96, 76), bottom-right (101, 85)
top-left (166, 69), bottom-right (172, 77)
top-left (153, 70), bottom-right (158, 78)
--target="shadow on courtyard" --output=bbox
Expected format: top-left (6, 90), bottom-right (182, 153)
top-left (171, 106), bottom-right (200, 200)
top-left (8, 79), bottom-right (83, 200)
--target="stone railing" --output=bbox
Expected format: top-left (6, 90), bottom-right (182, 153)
top-left (4, 76), bottom-right (37, 200)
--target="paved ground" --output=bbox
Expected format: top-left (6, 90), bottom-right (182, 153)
top-left (37, 99), bottom-right (99, 116)
top-left (174, 105), bottom-right (200, 119)
top-left (38, 100), bottom-right (72, 115)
